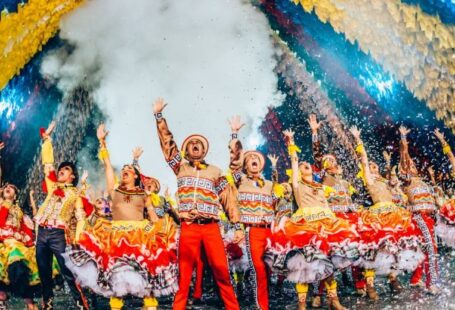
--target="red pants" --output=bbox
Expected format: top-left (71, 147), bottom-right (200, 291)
top-left (173, 222), bottom-right (239, 310)
top-left (245, 227), bottom-right (271, 310)
top-left (192, 251), bottom-right (205, 299)
top-left (410, 213), bottom-right (439, 288)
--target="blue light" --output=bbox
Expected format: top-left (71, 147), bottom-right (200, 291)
top-left (359, 65), bottom-right (396, 99)
top-left (0, 101), bottom-right (20, 121)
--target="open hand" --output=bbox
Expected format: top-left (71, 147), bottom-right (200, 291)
top-left (228, 115), bottom-right (245, 133)
top-left (153, 98), bottom-right (168, 114)
top-left (97, 124), bottom-right (109, 141)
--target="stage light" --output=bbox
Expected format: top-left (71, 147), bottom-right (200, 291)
top-left (359, 65), bottom-right (396, 99)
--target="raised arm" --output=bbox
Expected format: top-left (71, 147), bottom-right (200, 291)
top-left (29, 190), bottom-right (38, 217)
top-left (283, 129), bottom-right (299, 190)
top-left (41, 122), bottom-right (57, 193)
top-left (97, 124), bottom-right (116, 194)
top-left (383, 151), bottom-right (392, 180)
top-left (131, 146), bottom-right (144, 171)
top-left (350, 126), bottom-right (373, 186)
top-left (434, 128), bottom-right (455, 176)
top-left (228, 115), bottom-right (245, 184)
top-left (268, 154), bottom-right (279, 184)
top-left (427, 166), bottom-right (437, 186)
top-left (153, 98), bottom-right (182, 175)
top-left (398, 126), bottom-right (414, 177)
top-left (309, 114), bottom-right (323, 169)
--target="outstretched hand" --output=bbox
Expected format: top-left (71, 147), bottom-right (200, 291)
top-left (267, 154), bottom-right (279, 167)
top-left (132, 146), bottom-right (144, 160)
top-left (434, 128), bottom-right (445, 142)
top-left (0, 141), bottom-right (4, 150)
top-left (383, 151), bottom-right (391, 164)
top-left (97, 124), bottom-right (109, 141)
top-left (42, 121), bottom-right (56, 139)
top-left (81, 170), bottom-right (89, 184)
top-left (308, 114), bottom-right (321, 132)
top-left (399, 126), bottom-right (410, 136)
top-left (349, 126), bottom-right (361, 140)
top-left (228, 115), bottom-right (245, 133)
top-left (153, 98), bottom-right (168, 114)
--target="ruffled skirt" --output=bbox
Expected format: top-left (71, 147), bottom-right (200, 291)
top-left (64, 219), bottom-right (178, 298)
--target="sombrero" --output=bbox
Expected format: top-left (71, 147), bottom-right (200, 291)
top-left (243, 150), bottom-right (266, 171)
top-left (181, 134), bottom-right (209, 158)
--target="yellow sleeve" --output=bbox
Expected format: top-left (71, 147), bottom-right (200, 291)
top-left (74, 197), bottom-right (86, 242)
top-left (41, 138), bottom-right (54, 165)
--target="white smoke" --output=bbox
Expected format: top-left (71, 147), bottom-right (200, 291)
top-left (41, 0), bottom-right (282, 191)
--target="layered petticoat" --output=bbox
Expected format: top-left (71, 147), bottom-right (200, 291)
top-left (434, 198), bottom-right (455, 248)
top-left (64, 218), bottom-right (178, 298)
top-left (223, 229), bottom-right (249, 274)
top-left (265, 208), bottom-right (359, 284)
top-left (355, 202), bottom-right (424, 275)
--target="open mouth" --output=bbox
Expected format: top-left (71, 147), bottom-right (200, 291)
top-left (122, 171), bottom-right (129, 178)
top-left (192, 145), bottom-right (199, 152)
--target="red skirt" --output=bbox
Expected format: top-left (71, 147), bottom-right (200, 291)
top-left (64, 219), bottom-right (178, 298)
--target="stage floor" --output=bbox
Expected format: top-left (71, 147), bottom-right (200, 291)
top-left (6, 249), bottom-right (455, 309)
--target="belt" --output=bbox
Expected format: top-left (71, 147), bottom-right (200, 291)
top-left (187, 218), bottom-right (219, 225)
top-left (245, 223), bottom-right (271, 229)
top-left (39, 224), bottom-right (65, 230)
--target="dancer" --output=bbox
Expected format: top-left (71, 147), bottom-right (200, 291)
top-left (350, 126), bottom-right (423, 297)
top-left (153, 98), bottom-right (242, 310)
top-left (434, 129), bottom-right (455, 248)
top-left (267, 129), bottom-right (358, 310)
top-left (65, 124), bottom-right (178, 310)
top-left (309, 115), bottom-right (363, 302)
top-left (399, 126), bottom-right (440, 292)
top-left (0, 184), bottom-right (37, 310)
top-left (131, 146), bottom-right (178, 247)
top-left (34, 122), bottom-right (89, 310)
top-left (228, 115), bottom-right (281, 310)
top-left (383, 151), bottom-right (408, 209)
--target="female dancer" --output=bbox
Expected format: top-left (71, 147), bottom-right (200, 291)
top-left (64, 124), bottom-right (178, 310)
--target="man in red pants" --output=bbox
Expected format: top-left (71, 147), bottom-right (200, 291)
top-left (228, 116), bottom-right (280, 310)
top-left (153, 98), bottom-right (243, 310)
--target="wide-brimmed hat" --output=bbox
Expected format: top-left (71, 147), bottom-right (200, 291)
top-left (243, 150), bottom-right (266, 171)
top-left (140, 175), bottom-right (161, 193)
top-left (181, 134), bottom-right (209, 158)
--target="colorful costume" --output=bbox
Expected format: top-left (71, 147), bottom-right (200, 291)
top-left (155, 112), bottom-right (240, 310)
top-left (266, 179), bottom-right (359, 283)
top-left (0, 201), bottom-right (39, 301)
top-left (400, 136), bottom-right (440, 289)
top-left (352, 143), bottom-right (423, 280)
top-left (64, 185), bottom-right (178, 299)
top-left (229, 137), bottom-right (280, 310)
top-left (436, 198), bottom-right (455, 247)
top-left (35, 136), bottom-right (89, 310)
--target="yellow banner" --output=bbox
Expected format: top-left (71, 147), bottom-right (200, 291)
top-left (0, 0), bottom-right (83, 90)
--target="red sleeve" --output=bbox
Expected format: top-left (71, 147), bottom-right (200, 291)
top-left (42, 171), bottom-right (57, 193)
top-left (82, 197), bottom-right (94, 216)
top-left (0, 207), bottom-right (9, 227)
top-left (20, 220), bottom-right (34, 247)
